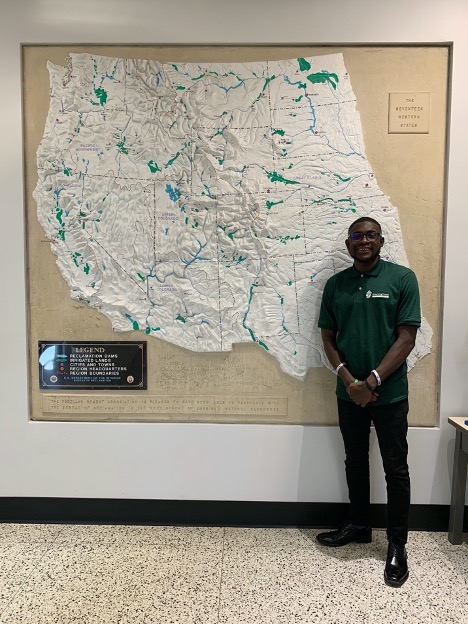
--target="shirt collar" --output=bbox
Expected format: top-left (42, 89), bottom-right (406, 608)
top-left (349, 256), bottom-right (383, 278)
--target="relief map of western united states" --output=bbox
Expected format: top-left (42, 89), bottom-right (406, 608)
top-left (34, 52), bottom-right (432, 380)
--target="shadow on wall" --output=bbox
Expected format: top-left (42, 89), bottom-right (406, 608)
top-left (296, 424), bottom-right (347, 503)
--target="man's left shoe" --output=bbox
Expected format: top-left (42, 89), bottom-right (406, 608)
top-left (384, 542), bottom-right (409, 587)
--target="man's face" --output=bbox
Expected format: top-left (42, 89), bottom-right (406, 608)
top-left (345, 220), bottom-right (384, 265)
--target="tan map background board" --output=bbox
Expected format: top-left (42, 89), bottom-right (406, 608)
top-left (23, 45), bottom-right (448, 425)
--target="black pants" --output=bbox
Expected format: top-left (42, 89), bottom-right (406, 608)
top-left (337, 397), bottom-right (410, 546)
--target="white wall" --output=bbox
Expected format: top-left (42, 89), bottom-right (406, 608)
top-left (0, 0), bottom-right (467, 504)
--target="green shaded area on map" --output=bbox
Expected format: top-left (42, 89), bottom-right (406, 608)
top-left (94, 88), bottom-right (107, 105)
top-left (267, 171), bottom-right (299, 185)
top-left (307, 72), bottom-right (339, 90)
top-left (298, 58), bottom-right (311, 71)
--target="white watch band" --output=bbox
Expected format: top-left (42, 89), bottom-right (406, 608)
top-left (371, 369), bottom-right (382, 386)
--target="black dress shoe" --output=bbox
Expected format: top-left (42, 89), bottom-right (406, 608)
top-left (384, 542), bottom-right (409, 587)
top-left (316, 523), bottom-right (372, 547)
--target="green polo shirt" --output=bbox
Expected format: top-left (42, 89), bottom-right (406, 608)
top-left (318, 257), bottom-right (421, 404)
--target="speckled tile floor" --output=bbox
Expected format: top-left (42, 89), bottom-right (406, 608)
top-left (0, 524), bottom-right (465, 623)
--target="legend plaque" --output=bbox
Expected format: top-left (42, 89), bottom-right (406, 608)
top-left (38, 341), bottom-right (147, 390)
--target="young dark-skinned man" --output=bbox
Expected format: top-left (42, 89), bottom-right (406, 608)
top-left (317, 216), bottom-right (421, 588)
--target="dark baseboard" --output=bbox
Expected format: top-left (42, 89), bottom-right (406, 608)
top-left (0, 498), bottom-right (466, 531)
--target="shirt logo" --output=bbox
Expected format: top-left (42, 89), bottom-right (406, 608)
top-left (366, 290), bottom-right (389, 299)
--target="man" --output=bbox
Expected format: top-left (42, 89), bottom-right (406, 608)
top-left (316, 216), bottom-right (421, 588)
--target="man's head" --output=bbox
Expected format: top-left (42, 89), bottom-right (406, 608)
top-left (345, 217), bottom-right (384, 266)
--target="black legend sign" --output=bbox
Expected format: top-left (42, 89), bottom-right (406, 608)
top-left (39, 341), bottom-right (147, 390)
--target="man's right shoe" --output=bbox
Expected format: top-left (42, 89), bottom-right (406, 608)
top-left (384, 542), bottom-right (409, 587)
top-left (316, 523), bottom-right (372, 547)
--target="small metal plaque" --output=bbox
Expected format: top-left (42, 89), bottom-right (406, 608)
top-left (38, 341), bottom-right (147, 390)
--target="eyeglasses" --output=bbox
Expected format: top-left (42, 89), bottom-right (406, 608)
top-left (349, 231), bottom-right (381, 242)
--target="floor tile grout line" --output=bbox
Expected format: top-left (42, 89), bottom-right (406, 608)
top-left (215, 527), bottom-right (226, 624)
top-left (0, 524), bottom-right (66, 620)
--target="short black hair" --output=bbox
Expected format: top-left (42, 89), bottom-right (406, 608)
top-left (348, 216), bottom-right (381, 234)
